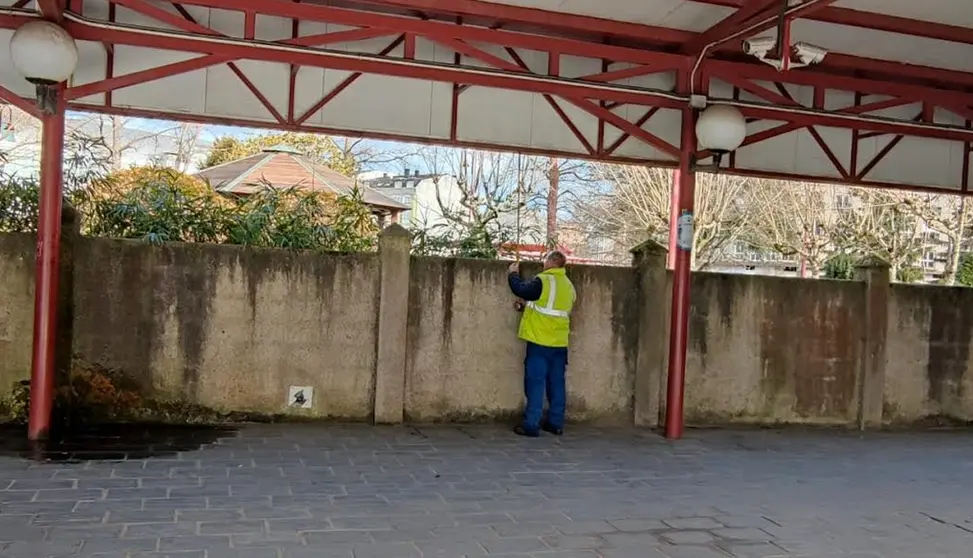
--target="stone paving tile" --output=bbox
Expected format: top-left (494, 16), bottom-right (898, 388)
top-left (3, 426), bottom-right (973, 557)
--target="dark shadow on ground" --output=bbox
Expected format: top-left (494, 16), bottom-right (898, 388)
top-left (0, 423), bottom-right (236, 463)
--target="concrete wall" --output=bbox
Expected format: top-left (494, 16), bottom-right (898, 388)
top-left (684, 274), bottom-right (864, 425)
top-left (3, 226), bottom-right (973, 427)
top-left (0, 234), bottom-right (34, 391)
top-left (885, 284), bottom-right (973, 423)
top-left (405, 258), bottom-right (638, 423)
top-left (71, 240), bottom-right (380, 419)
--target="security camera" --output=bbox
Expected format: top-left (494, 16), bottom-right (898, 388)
top-left (792, 42), bottom-right (827, 65)
top-left (742, 36), bottom-right (777, 58)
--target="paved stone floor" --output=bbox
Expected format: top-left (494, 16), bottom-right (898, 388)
top-left (1, 425), bottom-right (973, 558)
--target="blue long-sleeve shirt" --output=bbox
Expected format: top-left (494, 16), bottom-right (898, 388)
top-left (508, 272), bottom-right (542, 301)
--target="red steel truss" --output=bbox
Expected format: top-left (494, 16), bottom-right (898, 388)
top-left (0, 0), bottom-right (971, 190)
top-left (4, 0), bottom-right (973, 440)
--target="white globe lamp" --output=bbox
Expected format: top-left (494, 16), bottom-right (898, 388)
top-left (695, 104), bottom-right (747, 168)
top-left (9, 21), bottom-right (79, 114)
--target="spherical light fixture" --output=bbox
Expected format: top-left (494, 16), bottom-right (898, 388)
top-left (695, 104), bottom-right (747, 168)
top-left (9, 21), bottom-right (79, 115)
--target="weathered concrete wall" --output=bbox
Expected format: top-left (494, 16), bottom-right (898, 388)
top-left (0, 234), bottom-right (34, 390)
top-left (7, 228), bottom-right (973, 427)
top-left (71, 239), bottom-right (380, 419)
top-left (885, 284), bottom-right (973, 423)
top-left (405, 258), bottom-right (638, 423)
top-left (684, 273), bottom-right (865, 425)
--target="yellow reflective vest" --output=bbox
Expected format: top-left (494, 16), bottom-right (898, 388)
top-left (518, 267), bottom-right (576, 348)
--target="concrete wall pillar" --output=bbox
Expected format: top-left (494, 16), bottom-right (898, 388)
top-left (373, 224), bottom-right (412, 424)
top-left (856, 260), bottom-right (890, 429)
top-left (57, 202), bottom-right (80, 387)
top-left (631, 240), bottom-right (670, 428)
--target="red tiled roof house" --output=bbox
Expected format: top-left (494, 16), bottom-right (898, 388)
top-left (193, 145), bottom-right (408, 226)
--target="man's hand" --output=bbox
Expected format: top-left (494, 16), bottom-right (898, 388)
top-left (508, 261), bottom-right (520, 274)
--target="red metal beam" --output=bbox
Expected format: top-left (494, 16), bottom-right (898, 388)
top-left (665, 70), bottom-right (695, 440)
top-left (354, 0), bottom-right (973, 90)
top-left (1, 7), bottom-right (968, 149)
top-left (112, 0), bottom-right (219, 35)
top-left (857, 134), bottom-right (906, 180)
top-left (295, 35), bottom-right (405, 125)
top-left (692, 0), bottom-right (973, 47)
top-left (447, 38), bottom-right (659, 156)
top-left (51, 20), bottom-right (688, 110)
top-left (715, 73), bottom-right (800, 107)
top-left (735, 103), bottom-right (973, 143)
top-left (723, 166), bottom-right (970, 195)
top-left (4, 86), bottom-right (964, 195)
top-left (341, 0), bottom-right (689, 45)
top-left (605, 107), bottom-right (660, 156)
top-left (104, 1), bottom-right (116, 107)
top-left (64, 27), bottom-right (392, 101)
top-left (6, 2), bottom-right (973, 103)
top-left (28, 90), bottom-right (66, 441)
top-left (596, 58), bottom-right (608, 154)
top-left (65, 55), bottom-right (228, 100)
top-left (65, 99), bottom-right (668, 167)
top-left (804, 85), bottom-right (848, 179)
top-left (0, 84), bottom-right (40, 118)
top-left (704, 59), bottom-right (973, 112)
top-left (545, 97), bottom-right (596, 155)
top-left (563, 97), bottom-right (678, 157)
top-left (857, 111), bottom-right (923, 180)
top-left (39, 15), bottom-right (973, 145)
top-left (156, 0), bottom-right (687, 69)
top-left (503, 47), bottom-right (595, 155)
top-left (680, 0), bottom-right (780, 54)
top-left (227, 63), bottom-right (286, 124)
top-left (576, 64), bottom-right (672, 84)
top-left (403, 33), bottom-right (416, 59)
top-left (287, 6), bottom-right (300, 124)
top-left (119, 0), bottom-right (973, 97)
top-left (851, 92), bottom-right (862, 176)
top-left (36, 0), bottom-right (64, 21)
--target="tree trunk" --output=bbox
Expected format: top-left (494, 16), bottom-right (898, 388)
top-left (110, 115), bottom-right (123, 170)
top-left (546, 158), bottom-right (559, 248)
top-left (944, 197), bottom-right (967, 285)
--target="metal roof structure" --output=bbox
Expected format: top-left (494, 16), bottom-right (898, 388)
top-left (3, 0), bottom-right (973, 441)
top-left (1, 0), bottom-right (972, 191)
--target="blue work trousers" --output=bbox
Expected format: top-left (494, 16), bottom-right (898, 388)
top-left (522, 342), bottom-right (568, 434)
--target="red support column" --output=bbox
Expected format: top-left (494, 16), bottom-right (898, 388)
top-left (664, 77), bottom-right (696, 440)
top-left (666, 179), bottom-right (680, 270)
top-left (28, 89), bottom-right (66, 441)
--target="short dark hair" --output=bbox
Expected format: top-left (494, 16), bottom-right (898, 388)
top-left (546, 251), bottom-right (567, 268)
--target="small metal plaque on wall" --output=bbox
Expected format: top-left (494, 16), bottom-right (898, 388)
top-left (288, 386), bottom-right (313, 409)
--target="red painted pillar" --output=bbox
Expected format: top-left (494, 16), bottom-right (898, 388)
top-left (28, 90), bottom-right (66, 441)
top-left (664, 80), bottom-right (697, 441)
top-left (666, 178), bottom-right (680, 270)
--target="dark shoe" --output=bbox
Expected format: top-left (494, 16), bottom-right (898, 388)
top-left (541, 423), bottom-right (563, 436)
top-left (513, 425), bottom-right (540, 437)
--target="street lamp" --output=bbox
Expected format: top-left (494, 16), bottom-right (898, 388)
top-left (9, 20), bottom-right (78, 115)
top-left (695, 104), bottom-right (747, 169)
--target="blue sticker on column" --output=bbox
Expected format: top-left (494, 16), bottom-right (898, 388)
top-left (676, 210), bottom-right (693, 252)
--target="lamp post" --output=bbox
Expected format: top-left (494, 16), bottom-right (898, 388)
top-left (664, 100), bottom-right (747, 440)
top-left (9, 20), bottom-right (79, 441)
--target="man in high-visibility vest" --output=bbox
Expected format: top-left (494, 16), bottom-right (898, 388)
top-left (507, 251), bottom-right (576, 437)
